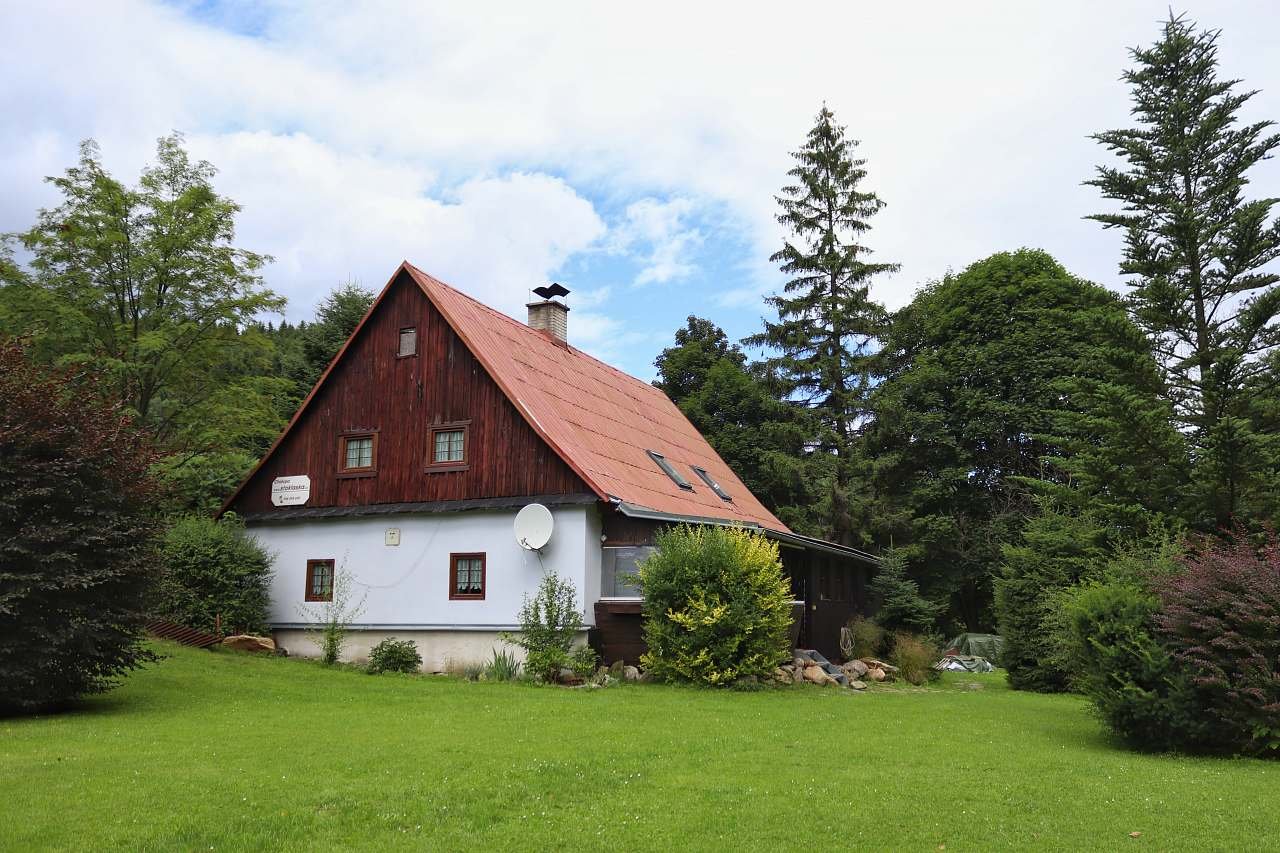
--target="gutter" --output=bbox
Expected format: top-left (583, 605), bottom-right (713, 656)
top-left (611, 500), bottom-right (880, 566)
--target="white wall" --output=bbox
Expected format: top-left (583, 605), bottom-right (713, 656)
top-left (249, 505), bottom-right (597, 630)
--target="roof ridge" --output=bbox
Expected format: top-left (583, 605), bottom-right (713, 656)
top-left (404, 262), bottom-right (670, 400)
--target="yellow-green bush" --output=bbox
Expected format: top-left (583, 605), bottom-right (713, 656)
top-left (638, 524), bottom-right (792, 685)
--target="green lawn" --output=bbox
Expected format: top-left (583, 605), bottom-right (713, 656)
top-left (1, 643), bottom-right (1275, 851)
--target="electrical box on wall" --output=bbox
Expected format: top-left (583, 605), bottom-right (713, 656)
top-left (384, 528), bottom-right (401, 546)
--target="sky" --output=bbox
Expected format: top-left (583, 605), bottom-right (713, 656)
top-left (2, 1), bottom-right (1278, 380)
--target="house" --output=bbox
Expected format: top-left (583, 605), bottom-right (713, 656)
top-left (220, 262), bottom-right (878, 670)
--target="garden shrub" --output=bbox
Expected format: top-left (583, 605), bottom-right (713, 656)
top-left (638, 524), bottom-right (792, 685)
top-left (483, 647), bottom-right (521, 681)
top-left (1154, 531), bottom-right (1280, 756)
top-left (1060, 581), bottom-right (1209, 752)
top-left (367, 638), bottom-right (422, 674)
top-left (996, 508), bottom-right (1106, 693)
top-left (889, 632), bottom-right (941, 685)
top-left (869, 549), bottom-right (941, 633)
top-left (503, 572), bottom-right (595, 682)
top-left (841, 616), bottom-right (885, 660)
top-left (157, 514), bottom-right (273, 635)
top-left (0, 340), bottom-right (160, 713)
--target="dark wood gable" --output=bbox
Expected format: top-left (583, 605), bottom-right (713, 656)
top-left (226, 270), bottom-right (591, 515)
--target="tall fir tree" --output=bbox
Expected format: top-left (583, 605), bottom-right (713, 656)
top-left (747, 106), bottom-right (895, 547)
top-left (1089, 14), bottom-right (1280, 527)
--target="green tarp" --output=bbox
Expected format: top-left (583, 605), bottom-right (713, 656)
top-left (945, 633), bottom-right (1003, 666)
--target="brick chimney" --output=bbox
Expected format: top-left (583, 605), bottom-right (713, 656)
top-left (527, 283), bottom-right (570, 342)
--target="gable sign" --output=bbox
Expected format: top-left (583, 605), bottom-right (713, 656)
top-left (271, 475), bottom-right (311, 507)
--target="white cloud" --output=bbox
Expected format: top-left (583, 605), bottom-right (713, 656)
top-left (610, 198), bottom-right (703, 286)
top-left (2, 0), bottom-right (1277, 327)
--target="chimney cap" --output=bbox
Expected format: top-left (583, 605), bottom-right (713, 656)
top-left (533, 282), bottom-right (570, 300)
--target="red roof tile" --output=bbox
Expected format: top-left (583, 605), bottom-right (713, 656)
top-left (404, 263), bottom-right (791, 533)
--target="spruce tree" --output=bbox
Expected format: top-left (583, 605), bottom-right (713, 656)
top-left (747, 106), bottom-right (895, 546)
top-left (1089, 14), bottom-right (1280, 527)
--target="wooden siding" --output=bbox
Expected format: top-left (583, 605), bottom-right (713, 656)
top-left (228, 271), bottom-right (590, 514)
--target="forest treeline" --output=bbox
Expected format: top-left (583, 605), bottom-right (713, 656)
top-left (2, 14), bottom-right (1278, 644)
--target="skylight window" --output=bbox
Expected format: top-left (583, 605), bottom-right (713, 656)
top-left (692, 466), bottom-right (732, 501)
top-left (646, 450), bottom-right (694, 491)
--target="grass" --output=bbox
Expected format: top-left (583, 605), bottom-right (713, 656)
top-left (2, 643), bottom-right (1276, 851)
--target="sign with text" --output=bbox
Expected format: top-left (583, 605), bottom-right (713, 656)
top-left (271, 475), bottom-right (311, 507)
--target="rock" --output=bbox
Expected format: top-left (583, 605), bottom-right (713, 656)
top-left (623, 665), bottom-right (641, 682)
top-left (842, 659), bottom-right (869, 678)
top-left (867, 667), bottom-right (886, 682)
top-left (848, 680), bottom-right (867, 690)
top-left (861, 658), bottom-right (898, 674)
top-left (638, 670), bottom-right (653, 683)
top-left (221, 635), bottom-right (275, 653)
top-left (773, 667), bottom-right (790, 682)
top-left (803, 664), bottom-right (829, 685)
top-left (609, 659), bottom-right (626, 678)
top-left (793, 656), bottom-right (808, 670)
top-left (791, 666), bottom-right (804, 684)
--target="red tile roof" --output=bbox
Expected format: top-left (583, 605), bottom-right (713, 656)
top-left (403, 263), bottom-right (791, 533)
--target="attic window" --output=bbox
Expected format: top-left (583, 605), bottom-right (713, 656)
top-left (692, 466), bottom-right (732, 501)
top-left (338, 432), bottom-right (377, 477)
top-left (646, 450), bottom-right (693, 491)
top-left (398, 327), bottom-right (417, 358)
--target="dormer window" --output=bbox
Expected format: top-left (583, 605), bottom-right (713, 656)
top-left (692, 466), bottom-right (732, 501)
top-left (646, 450), bottom-right (693, 491)
top-left (398, 327), bottom-right (417, 357)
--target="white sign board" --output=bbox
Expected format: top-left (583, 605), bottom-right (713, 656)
top-left (271, 475), bottom-right (311, 507)
top-left (384, 528), bottom-right (401, 546)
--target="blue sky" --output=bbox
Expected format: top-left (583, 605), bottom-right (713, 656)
top-left (3, 1), bottom-right (1278, 380)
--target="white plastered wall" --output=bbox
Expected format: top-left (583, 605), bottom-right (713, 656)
top-left (248, 504), bottom-right (599, 671)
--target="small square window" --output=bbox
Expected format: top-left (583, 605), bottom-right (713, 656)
top-left (434, 429), bottom-right (464, 463)
top-left (306, 559), bottom-right (334, 602)
top-left (398, 327), bottom-right (417, 357)
top-left (450, 553), bottom-right (486, 600)
top-left (426, 423), bottom-right (469, 471)
top-left (340, 433), bottom-right (376, 475)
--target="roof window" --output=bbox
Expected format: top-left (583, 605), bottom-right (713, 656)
top-left (692, 466), bottom-right (732, 501)
top-left (646, 450), bottom-right (694, 491)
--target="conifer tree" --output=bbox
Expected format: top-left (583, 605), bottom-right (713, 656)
top-left (747, 106), bottom-right (895, 546)
top-left (1089, 14), bottom-right (1280, 527)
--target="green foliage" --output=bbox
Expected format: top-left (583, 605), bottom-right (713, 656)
top-left (297, 565), bottom-right (366, 665)
top-left (6, 135), bottom-right (284, 444)
top-left (1060, 581), bottom-right (1209, 752)
top-left (889, 633), bottom-right (941, 686)
top-left (156, 514), bottom-right (272, 635)
top-left (502, 572), bottom-right (592, 683)
top-left (840, 615), bottom-right (885, 660)
top-left (996, 507), bottom-right (1108, 692)
top-left (367, 638), bottom-right (422, 674)
top-left (0, 340), bottom-right (160, 713)
top-left (745, 106), bottom-right (894, 547)
top-left (482, 647), bottom-right (522, 682)
top-left (297, 282), bottom-right (375, 389)
top-left (866, 249), bottom-right (1167, 629)
top-left (654, 317), bottom-right (823, 533)
top-left (869, 550), bottom-right (941, 634)
top-left (1089, 13), bottom-right (1280, 528)
top-left (638, 524), bottom-right (792, 685)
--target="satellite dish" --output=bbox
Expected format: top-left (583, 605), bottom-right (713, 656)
top-left (514, 503), bottom-right (554, 551)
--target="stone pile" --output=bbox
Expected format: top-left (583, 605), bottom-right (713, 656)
top-left (772, 648), bottom-right (899, 690)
